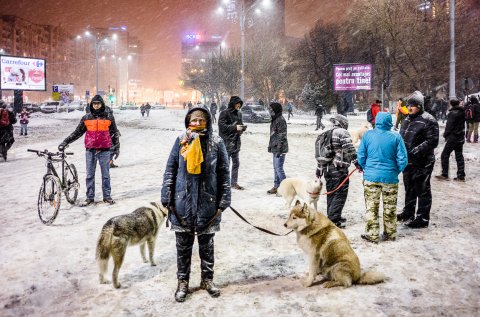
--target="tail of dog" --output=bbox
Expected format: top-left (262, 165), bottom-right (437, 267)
top-left (96, 223), bottom-right (114, 276)
top-left (357, 271), bottom-right (385, 285)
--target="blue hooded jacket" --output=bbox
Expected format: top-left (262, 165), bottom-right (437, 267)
top-left (357, 112), bottom-right (408, 184)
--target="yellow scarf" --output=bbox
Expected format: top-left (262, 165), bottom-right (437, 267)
top-left (180, 125), bottom-right (206, 174)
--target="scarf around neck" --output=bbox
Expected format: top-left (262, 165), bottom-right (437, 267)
top-left (180, 125), bottom-right (207, 174)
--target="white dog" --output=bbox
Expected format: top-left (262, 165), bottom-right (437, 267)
top-left (277, 178), bottom-right (322, 211)
top-left (351, 122), bottom-right (371, 147)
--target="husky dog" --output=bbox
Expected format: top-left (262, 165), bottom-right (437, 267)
top-left (284, 201), bottom-right (385, 288)
top-left (96, 202), bottom-right (168, 288)
top-left (277, 178), bottom-right (322, 211)
top-left (351, 122), bottom-right (371, 147)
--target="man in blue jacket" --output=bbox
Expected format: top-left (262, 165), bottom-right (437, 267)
top-left (357, 112), bottom-right (408, 243)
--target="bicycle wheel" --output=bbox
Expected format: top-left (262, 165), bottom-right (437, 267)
top-left (38, 175), bottom-right (62, 225)
top-left (64, 163), bottom-right (79, 204)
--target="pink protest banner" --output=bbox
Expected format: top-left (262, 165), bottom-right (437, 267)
top-left (333, 64), bottom-right (372, 91)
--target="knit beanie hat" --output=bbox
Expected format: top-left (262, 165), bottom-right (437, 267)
top-left (407, 91), bottom-right (424, 109)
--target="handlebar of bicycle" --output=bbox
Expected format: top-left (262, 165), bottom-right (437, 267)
top-left (27, 149), bottom-right (74, 156)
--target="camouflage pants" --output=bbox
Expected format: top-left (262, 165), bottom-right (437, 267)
top-left (363, 181), bottom-right (399, 240)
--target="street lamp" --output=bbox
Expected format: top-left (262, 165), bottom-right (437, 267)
top-left (217, 0), bottom-right (271, 101)
top-left (448, 0), bottom-right (456, 99)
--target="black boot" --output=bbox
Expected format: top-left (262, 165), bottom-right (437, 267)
top-left (397, 211), bottom-right (413, 222)
top-left (200, 279), bottom-right (220, 297)
top-left (175, 279), bottom-right (189, 302)
top-left (405, 217), bottom-right (429, 229)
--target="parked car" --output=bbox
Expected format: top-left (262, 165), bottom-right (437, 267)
top-left (119, 103), bottom-right (137, 110)
top-left (40, 101), bottom-right (61, 113)
top-left (23, 103), bottom-right (41, 113)
top-left (241, 104), bottom-right (271, 123)
top-left (151, 103), bottom-right (165, 110)
top-left (58, 101), bottom-right (85, 113)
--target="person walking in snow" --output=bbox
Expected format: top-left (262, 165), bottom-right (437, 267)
top-left (315, 104), bottom-right (326, 130)
top-left (464, 96), bottom-right (480, 143)
top-left (435, 99), bottom-right (466, 181)
top-left (210, 101), bottom-right (218, 124)
top-left (266, 102), bottom-right (288, 195)
top-left (286, 100), bottom-right (294, 120)
top-left (19, 106), bottom-right (30, 136)
top-left (357, 112), bottom-right (408, 243)
top-left (398, 91), bottom-right (439, 228)
top-left (0, 100), bottom-right (17, 161)
top-left (161, 105), bottom-right (230, 302)
top-left (58, 95), bottom-right (120, 206)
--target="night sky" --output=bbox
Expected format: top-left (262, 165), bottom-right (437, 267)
top-left (2, 0), bottom-right (350, 89)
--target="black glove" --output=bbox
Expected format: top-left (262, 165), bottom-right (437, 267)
top-left (58, 142), bottom-right (67, 151)
top-left (315, 167), bottom-right (322, 178)
top-left (113, 147), bottom-right (120, 160)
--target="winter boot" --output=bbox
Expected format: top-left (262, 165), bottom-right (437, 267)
top-left (397, 211), bottom-right (414, 223)
top-left (466, 131), bottom-right (472, 143)
top-left (175, 279), bottom-right (189, 302)
top-left (474, 134), bottom-right (479, 143)
top-left (405, 217), bottom-right (429, 229)
top-left (200, 279), bottom-right (220, 298)
top-left (361, 234), bottom-right (379, 244)
top-left (435, 175), bottom-right (449, 181)
top-left (81, 199), bottom-right (95, 207)
top-left (267, 187), bottom-right (277, 194)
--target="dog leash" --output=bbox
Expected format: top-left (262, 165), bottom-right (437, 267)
top-left (321, 168), bottom-right (359, 195)
top-left (229, 206), bottom-right (294, 236)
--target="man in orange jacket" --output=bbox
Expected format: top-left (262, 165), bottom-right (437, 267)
top-left (395, 98), bottom-right (409, 130)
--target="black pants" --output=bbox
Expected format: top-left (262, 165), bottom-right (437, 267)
top-left (175, 232), bottom-right (215, 281)
top-left (402, 164), bottom-right (433, 222)
top-left (440, 141), bottom-right (465, 178)
top-left (316, 116), bottom-right (325, 130)
top-left (323, 166), bottom-right (349, 223)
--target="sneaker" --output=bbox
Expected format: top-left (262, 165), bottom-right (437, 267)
top-left (232, 184), bottom-right (245, 190)
top-left (200, 279), bottom-right (221, 298)
top-left (380, 232), bottom-right (396, 242)
top-left (334, 221), bottom-right (346, 229)
top-left (405, 218), bottom-right (429, 229)
top-left (103, 197), bottom-right (116, 205)
top-left (435, 175), bottom-right (449, 180)
top-left (81, 199), bottom-right (95, 207)
top-left (267, 187), bottom-right (277, 194)
top-left (175, 279), bottom-right (189, 302)
top-left (361, 234), bottom-right (379, 244)
top-left (453, 177), bottom-right (465, 182)
top-left (397, 212), bottom-right (413, 222)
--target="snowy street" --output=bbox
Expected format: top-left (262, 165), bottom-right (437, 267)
top-left (1, 108), bottom-right (479, 316)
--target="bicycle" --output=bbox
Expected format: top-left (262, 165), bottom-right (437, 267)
top-left (28, 148), bottom-right (80, 225)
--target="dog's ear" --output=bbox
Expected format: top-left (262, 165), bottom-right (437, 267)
top-left (295, 200), bottom-right (301, 206)
top-left (303, 203), bottom-right (314, 225)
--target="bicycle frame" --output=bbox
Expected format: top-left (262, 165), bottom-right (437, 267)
top-left (40, 152), bottom-right (78, 193)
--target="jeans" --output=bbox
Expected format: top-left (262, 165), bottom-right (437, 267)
top-left (85, 150), bottom-right (111, 199)
top-left (175, 232), bottom-right (215, 281)
top-left (273, 153), bottom-right (286, 188)
top-left (402, 164), bottom-right (433, 223)
top-left (228, 151), bottom-right (240, 185)
top-left (20, 124), bottom-right (28, 135)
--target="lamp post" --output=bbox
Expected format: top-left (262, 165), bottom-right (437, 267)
top-left (449, 0), bottom-right (456, 99)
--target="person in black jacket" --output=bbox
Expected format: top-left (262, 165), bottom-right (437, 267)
top-left (161, 106), bottom-right (231, 302)
top-left (266, 102), bottom-right (288, 194)
top-left (0, 100), bottom-right (17, 161)
top-left (436, 99), bottom-right (465, 181)
top-left (398, 91), bottom-right (439, 228)
top-left (315, 104), bottom-right (326, 130)
top-left (218, 96), bottom-right (246, 190)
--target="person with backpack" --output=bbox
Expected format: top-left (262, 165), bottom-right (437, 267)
top-left (0, 100), bottom-right (17, 161)
top-left (266, 102), bottom-right (288, 194)
top-left (465, 96), bottom-right (480, 143)
top-left (367, 100), bottom-right (382, 127)
top-left (315, 104), bottom-right (326, 130)
top-left (435, 99), bottom-right (466, 181)
top-left (140, 104), bottom-right (146, 117)
top-left (357, 112), bottom-right (408, 243)
top-left (398, 91), bottom-right (439, 228)
top-left (19, 106), bottom-right (30, 136)
top-left (315, 114), bottom-right (359, 228)
top-left (58, 95), bottom-right (120, 206)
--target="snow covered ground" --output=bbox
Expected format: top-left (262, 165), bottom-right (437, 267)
top-left (0, 108), bottom-right (479, 316)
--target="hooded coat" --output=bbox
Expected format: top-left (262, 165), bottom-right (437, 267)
top-left (161, 106), bottom-right (231, 233)
top-left (327, 115), bottom-right (357, 168)
top-left (357, 112), bottom-right (408, 184)
top-left (443, 105), bottom-right (465, 143)
top-left (218, 96), bottom-right (244, 154)
top-left (268, 102), bottom-right (288, 154)
top-left (61, 95), bottom-right (120, 150)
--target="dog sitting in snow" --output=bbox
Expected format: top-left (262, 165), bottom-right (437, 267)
top-left (351, 122), bottom-right (371, 148)
top-left (96, 202), bottom-right (167, 288)
top-left (284, 201), bottom-right (385, 288)
top-left (277, 178), bottom-right (322, 211)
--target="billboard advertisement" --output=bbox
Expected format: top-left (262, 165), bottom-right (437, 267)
top-left (0, 55), bottom-right (46, 91)
top-left (52, 84), bottom-right (74, 102)
top-left (333, 64), bottom-right (372, 91)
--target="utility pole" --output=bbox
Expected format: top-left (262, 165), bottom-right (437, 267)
top-left (240, 1), bottom-right (246, 102)
top-left (449, 0), bottom-right (456, 99)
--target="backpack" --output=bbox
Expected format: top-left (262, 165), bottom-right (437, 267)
top-left (315, 128), bottom-right (336, 166)
top-left (366, 108), bottom-right (373, 123)
top-left (465, 104), bottom-right (474, 120)
top-left (0, 109), bottom-right (10, 127)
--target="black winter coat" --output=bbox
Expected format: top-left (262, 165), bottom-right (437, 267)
top-left (161, 106), bottom-right (231, 233)
top-left (443, 106), bottom-right (465, 144)
top-left (218, 106), bottom-right (244, 154)
top-left (400, 111), bottom-right (439, 167)
top-left (268, 113), bottom-right (288, 154)
top-left (0, 109), bottom-right (17, 144)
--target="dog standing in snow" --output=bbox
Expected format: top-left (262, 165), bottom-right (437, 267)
top-left (277, 178), bottom-right (322, 211)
